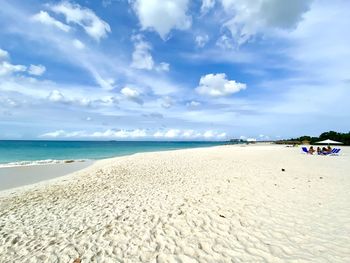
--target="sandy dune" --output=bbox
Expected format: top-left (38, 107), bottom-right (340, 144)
top-left (1, 145), bottom-right (350, 262)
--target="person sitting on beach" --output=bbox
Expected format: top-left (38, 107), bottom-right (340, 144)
top-left (308, 146), bottom-right (315, 154)
top-left (320, 146), bottom-right (331, 155)
top-left (317, 147), bottom-right (321, 155)
top-left (326, 145), bottom-right (332, 153)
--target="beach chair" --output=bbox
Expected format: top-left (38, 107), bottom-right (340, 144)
top-left (330, 149), bottom-right (341, 156)
top-left (302, 147), bottom-right (308, 154)
top-left (322, 149), bottom-right (335, 155)
top-left (324, 148), bottom-right (341, 156)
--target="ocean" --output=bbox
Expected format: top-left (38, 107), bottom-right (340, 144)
top-left (0, 140), bottom-right (225, 167)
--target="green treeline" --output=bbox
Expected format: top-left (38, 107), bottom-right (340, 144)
top-left (289, 131), bottom-right (350, 145)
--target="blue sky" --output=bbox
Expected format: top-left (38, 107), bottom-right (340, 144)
top-left (0, 0), bottom-right (349, 140)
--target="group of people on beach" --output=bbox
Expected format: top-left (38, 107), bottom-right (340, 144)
top-left (308, 146), bottom-right (332, 155)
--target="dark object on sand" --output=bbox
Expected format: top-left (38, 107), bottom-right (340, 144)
top-left (73, 259), bottom-right (81, 263)
top-left (219, 214), bottom-right (226, 218)
top-left (281, 168), bottom-right (285, 172)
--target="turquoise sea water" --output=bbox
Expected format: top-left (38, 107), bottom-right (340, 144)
top-left (0, 141), bottom-right (225, 166)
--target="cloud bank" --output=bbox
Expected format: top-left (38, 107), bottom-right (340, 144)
top-left (40, 128), bottom-right (227, 140)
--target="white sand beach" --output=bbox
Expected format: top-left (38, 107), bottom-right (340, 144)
top-left (0, 145), bottom-right (350, 262)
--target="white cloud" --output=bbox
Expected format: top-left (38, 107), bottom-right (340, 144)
top-left (132, 0), bottom-right (192, 39)
top-left (50, 1), bottom-right (111, 41)
top-left (182, 130), bottom-right (201, 138)
top-left (220, 0), bottom-right (313, 45)
top-left (155, 62), bottom-right (170, 72)
top-left (0, 48), bottom-right (9, 60)
top-left (0, 61), bottom-right (27, 76)
top-left (130, 38), bottom-right (154, 70)
top-left (47, 89), bottom-right (118, 107)
top-left (203, 130), bottom-right (215, 138)
top-left (186, 100), bottom-right (201, 107)
top-left (2, 2), bottom-right (116, 91)
top-left (196, 73), bottom-right (246, 97)
top-left (0, 50), bottom-right (45, 77)
top-left (203, 131), bottom-right (226, 138)
top-left (143, 112), bottom-right (163, 119)
top-left (91, 72), bottom-right (116, 90)
top-left (72, 39), bottom-right (85, 49)
top-left (217, 132), bottom-right (227, 138)
top-left (216, 34), bottom-right (234, 50)
top-left (39, 128), bottom-right (227, 140)
top-left (120, 87), bottom-right (143, 105)
top-left (32, 11), bottom-right (70, 32)
top-left (96, 96), bottom-right (118, 107)
top-left (40, 130), bottom-right (67, 138)
top-left (161, 96), bottom-right (174, 109)
top-left (47, 90), bottom-right (66, 103)
top-left (28, 64), bottom-right (46, 76)
top-left (3, 2), bottom-right (180, 98)
top-left (131, 35), bottom-right (170, 72)
top-left (91, 129), bottom-right (147, 138)
top-left (284, 0), bottom-right (350, 81)
top-left (195, 34), bottom-right (209, 48)
top-left (164, 129), bottom-right (181, 138)
top-left (201, 0), bottom-right (216, 15)
top-left (40, 129), bottom-right (147, 139)
top-left (258, 134), bottom-right (270, 140)
top-left (0, 97), bottom-right (19, 108)
top-left (153, 131), bottom-right (164, 138)
top-left (153, 129), bottom-right (226, 139)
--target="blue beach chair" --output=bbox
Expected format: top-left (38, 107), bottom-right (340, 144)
top-left (324, 148), bottom-right (341, 156)
top-left (331, 149), bottom-right (341, 155)
top-left (302, 147), bottom-right (308, 154)
top-left (330, 149), bottom-right (337, 154)
top-left (322, 149), bottom-right (335, 155)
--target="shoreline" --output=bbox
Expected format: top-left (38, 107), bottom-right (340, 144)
top-left (0, 143), bottom-right (235, 194)
top-left (0, 160), bottom-right (94, 195)
top-left (0, 140), bottom-right (226, 168)
top-left (1, 144), bottom-right (349, 262)
top-left (0, 159), bottom-right (89, 168)
top-left (0, 141), bottom-right (272, 168)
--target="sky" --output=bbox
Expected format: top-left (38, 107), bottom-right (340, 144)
top-left (0, 0), bottom-right (349, 141)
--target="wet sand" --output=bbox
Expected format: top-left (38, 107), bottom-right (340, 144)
top-left (0, 161), bottom-right (93, 192)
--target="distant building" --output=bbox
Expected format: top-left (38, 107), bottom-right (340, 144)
top-left (247, 138), bottom-right (257, 143)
